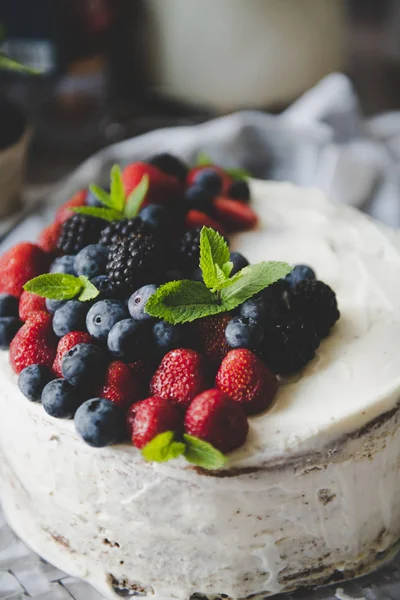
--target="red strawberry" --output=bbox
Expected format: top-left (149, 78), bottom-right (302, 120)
top-left (184, 388), bottom-right (248, 453)
top-left (129, 396), bottom-right (183, 449)
top-left (150, 349), bottom-right (207, 409)
top-left (185, 210), bottom-right (226, 235)
top-left (37, 221), bottom-right (62, 254)
top-left (52, 331), bottom-right (94, 377)
top-left (122, 162), bottom-right (182, 206)
top-left (19, 291), bottom-right (47, 322)
top-left (187, 166), bottom-right (233, 195)
top-left (101, 361), bottom-right (143, 409)
top-left (0, 243), bottom-right (49, 298)
top-left (194, 313), bottom-right (232, 369)
top-left (55, 190), bottom-right (87, 225)
top-left (216, 349), bottom-right (278, 415)
top-left (10, 311), bottom-right (57, 373)
top-left (212, 196), bottom-right (258, 232)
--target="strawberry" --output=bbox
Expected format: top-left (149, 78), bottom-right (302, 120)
top-left (52, 331), bottom-right (94, 377)
top-left (216, 349), bottom-right (278, 415)
top-left (150, 349), bottom-right (207, 409)
top-left (193, 313), bottom-right (232, 369)
top-left (19, 291), bottom-right (47, 322)
top-left (187, 166), bottom-right (233, 195)
top-left (101, 361), bottom-right (143, 408)
top-left (122, 162), bottom-right (182, 206)
top-left (212, 196), bottom-right (258, 232)
top-left (184, 388), bottom-right (248, 453)
top-left (0, 243), bottom-right (49, 298)
top-left (55, 190), bottom-right (87, 225)
top-left (129, 396), bottom-right (183, 449)
top-left (10, 311), bottom-right (58, 373)
top-left (185, 210), bottom-right (226, 235)
top-left (37, 221), bottom-right (62, 254)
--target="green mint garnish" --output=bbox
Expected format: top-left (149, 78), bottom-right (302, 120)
top-left (72, 164), bottom-right (148, 222)
top-left (24, 274), bottom-right (99, 302)
top-left (141, 431), bottom-right (227, 470)
top-left (196, 151), bottom-right (213, 166)
top-left (145, 226), bottom-right (292, 324)
top-left (225, 166), bottom-right (251, 180)
top-left (0, 53), bottom-right (40, 75)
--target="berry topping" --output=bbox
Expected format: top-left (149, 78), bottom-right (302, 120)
top-left (187, 165), bottom-right (232, 194)
top-left (50, 255), bottom-right (77, 276)
top-left (57, 214), bottom-right (104, 255)
top-left (0, 317), bottom-right (21, 349)
top-left (86, 299), bottom-right (128, 342)
top-left (130, 396), bottom-right (182, 449)
top-left (90, 276), bottom-right (119, 300)
top-left (184, 389), bottom-right (248, 454)
top-left (18, 364), bottom-right (54, 402)
top-left (184, 185), bottom-right (213, 213)
top-left (240, 295), bottom-right (269, 322)
top-left (53, 300), bottom-right (90, 337)
top-left (10, 311), bottom-right (57, 373)
top-left (229, 251), bottom-right (249, 275)
top-left (18, 291), bottom-right (47, 322)
top-left (179, 227), bottom-right (202, 273)
top-left (42, 379), bottom-right (83, 419)
top-left (0, 243), bottom-right (48, 298)
top-left (122, 162), bottom-right (182, 206)
top-left (0, 294), bottom-right (18, 318)
top-left (285, 264), bottom-right (316, 289)
top-left (152, 321), bottom-right (187, 354)
top-left (216, 349), bottom-right (278, 415)
top-left (212, 196), bottom-right (258, 232)
top-left (52, 331), bottom-right (94, 377)
top-left (75, 397), bottom-right (125, 447)
top-left (37, 221), bottom-right (62, 253)
top-left (228, 179), bottom-right (250, 202)
top-left (192, 168), bottom-right (223, 195)
top-left (290, 279), bottom-right (340, 338)
top-left (194, 313), bottom-right (232, 368)
top-left (62, 343), bottom-right (106, 389)
top-left (99, 217), bottom-right (152, 248)
top-left (55, 190), bottom-right (86, 225)
top-left (151, 349), bottom-right (207, 408)
top-left (185, 209), bottom-right (226, 235)
top-left (74, 244), bottom-right (108, 279)
top-left (108, 318), bottom-right (148, 361)
top-left (147, 153), bottom-right (188, 182)
top-left (225, 316), bottom-right (264, 350)
top-left (101, 361), bottom-right (143, 408)
top-left (128, 284), bottom-right (158, 321)
top-left (45, 298), bottom-right (66, 314)
top-left (139, 204), bottom-right (170, 231)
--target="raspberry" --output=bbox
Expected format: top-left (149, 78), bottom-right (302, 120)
top-left (101, 361), bottom-right (144, 408)
top-left (150, 349), bottom-right (207, 409)
top-left (57, 214), bottom-right (104, 255)
top-left (290, 279), bottom-right (340, 338)
top-left (216, 349), bottom-right (278, 415)
top-left (19, 291), bottom-right (47, 322)
top-left (99, 217), bottom-right (153, 247)
top-left (184, 389), bottom-right (248, 454)
top-left (10, 312), bottom-right (57, 374)
top-left (130, 396), bottom-right (183, 449)
top-left (52, 331), bottom-right (94, 377)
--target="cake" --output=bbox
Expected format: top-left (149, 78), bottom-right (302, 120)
top-left (0, 157), bottom-right (399, 600)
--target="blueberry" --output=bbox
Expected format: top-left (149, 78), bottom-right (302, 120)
top-left (153, 321), bottom-right (187, 354)
top-left (193, 168), bottom-right (222, 195)
top-left (46, 298), bottom-right (67, 314)
top-left (225, 316), bottom-right (264, 349)
top-left (240, 295), bottom-right (268, 321)
top-left (128, 285), bottom-right (158, 322)
top-left (74, 244), bottom-right (108, 279)
top-left (0, 317), bottom-right (21, 349)
top-left (50, 255), bottom-right (77, 276)
top-left (228, 179), bottom-right (250, 202)
top-left (230, 252), bottom-right (249, 275)
top-left (18, 365), bottom-right (54, 402)
top-left (108, 318), bottom-right (148, 361)
top-left (86, 188), bottom-right (103, 207)
top-left (184, 185), bottom-right (213, 213)
top-left (61, 343), bottom-right (106, 388)
top-left (90, 275), bottom-right (119, 300)
top-left (86, 299), bottom-right (128, 341)
top-left (0, 294), bottom-right (18, 317)
top-left (285, 264), bottom-right (316, 290)
top-left (42, 378), bottom-right (83, 419)
top-left (74, 397), bottom-right (125, 447)
top-left (147, 153), bottom-right (189, 182)
top-left (139, 204), bottom-right (170, 230)
top-left (53, 301), bottom-right (89, 337)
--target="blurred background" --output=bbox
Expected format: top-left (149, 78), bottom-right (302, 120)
top-left (0, 0), bottom-right (400, 221)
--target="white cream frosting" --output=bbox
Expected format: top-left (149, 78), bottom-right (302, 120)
top-left (0, 180), bottom-right (400, 600)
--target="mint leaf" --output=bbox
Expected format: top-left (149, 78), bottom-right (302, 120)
top-left (78, 277), bottom-right (100, 302)
top-left (72, 206), bottom-right (123, 222)
top-left (196, 152), bottom-right (213, 166)
top-left (24, 274), bottom-right (83, 300)
top-left (110, 164), bottom-right (125, 212)
top-left (125, 174), bottom-right (149, 219)
top-left (0, 54), bottom-right (40, 75)
top-left (142, 431), bottom-right (185, 463)
top-left (222, 261), bottom-right (233, 278)
top-left (183, 435), bottom-right (226, 470)
top-left (145, 280), bottom-right (223, 324)
top-left (225, 166), bottom-right (251, 180)
top-left (89, 184), bottom-right (115, 209)
top-left (200, 227), bottom-right (231, 291)
top-left (221, 261), bottom-right (292, 310)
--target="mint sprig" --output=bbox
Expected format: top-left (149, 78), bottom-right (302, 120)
top-left (72, 164), bottom-right (149, 222)
top-left (141, 431), bottom-right (227, 470)
top-left (145, 226), bottom-right (292, 324)
top-left (24, 274), bottom-right (99, 302)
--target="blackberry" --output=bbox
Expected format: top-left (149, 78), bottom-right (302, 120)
top-left (106, 234), bottom-right (162, 294)
top-left (147, 152), bottom-right (189, 182)
top-left (178, 228), bottom-right (202, 272)
top-left (290, 279), bottom-right (340, 338)
top-left (57, 214), bottom-right (103, 255)
top-left (99, 217), bottom-right (153, 247)
top-left (260, 316), bottom-right (320, 375)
